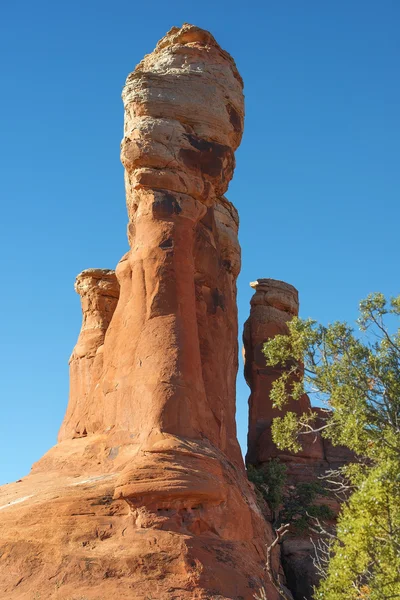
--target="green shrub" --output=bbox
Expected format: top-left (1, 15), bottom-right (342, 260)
top-left (281, 481), bottom-right (334, 533)
top-left (247, 466), bottom-right (334, 533)
top-left (247, 460), bottom-right (287, 511)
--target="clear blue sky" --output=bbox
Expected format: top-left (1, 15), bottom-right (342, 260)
top-left (1, 1), bottom-right (399, 485)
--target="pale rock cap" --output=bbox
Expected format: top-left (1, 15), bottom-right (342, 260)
top-left (250, 278), bottom-right (299, 315)
top-left (75, 269), bottom-right (119, 298)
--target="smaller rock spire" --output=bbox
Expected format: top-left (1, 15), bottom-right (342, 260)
top-left (243, 278), bottom-right (324, 466)
top-left (58, 268), bottom-right (119, 441)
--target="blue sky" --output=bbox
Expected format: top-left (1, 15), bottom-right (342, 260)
top-left (1, 1), bottom-right (399, 484)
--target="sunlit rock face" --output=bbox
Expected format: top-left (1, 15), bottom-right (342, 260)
top-left (99, 23), bottom-right (245, 461)
top-left (59, 269), bottom-right (119, 441)
top-left (0, 25), bottom-right (283, 600)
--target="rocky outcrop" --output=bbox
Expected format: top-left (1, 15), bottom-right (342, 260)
top-left (59, 269), bottom-right (119, 441)
top-left (99, 23), bottom-right (245, 460)
top-left (243, 278), bottom-right (355, 477)
top-left (243, 278), bottom-right (355, 599)
top-left (0, 25), bottom-right (282, 600)
top-left (244, 278), bottom-right (325, 473)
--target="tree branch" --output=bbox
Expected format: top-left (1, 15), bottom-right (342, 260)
top-left (255, 524), bottom-right (292, 600)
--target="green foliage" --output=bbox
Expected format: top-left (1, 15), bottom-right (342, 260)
top-left (247, 464), bottom-right (333, 533)
top-left (247, 460), bottom-right (287, 510)
top-left (271, 412), bottom-right (303, 453)
top-left (315, 458), bottom-right (400, 600)
top-left (262, 293), bottom-right (400, 599)
top-left (281, 481), bottom-right (334, 534)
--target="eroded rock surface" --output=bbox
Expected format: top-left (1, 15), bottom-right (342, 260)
top-left (0, 25), bottom-right (281, 600)
top-left (59, 269), bottom-right (119, 441)
top-left (243, 278), bottom-right (354, 599)
top-left (244, 278), bottom-right (325, 472)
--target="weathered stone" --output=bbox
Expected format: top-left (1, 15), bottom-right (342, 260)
top-left (243, 279), bottom-right (355, 600)
top-left (244, 278), bottom-right (325, 469)
top-left (59, 268), bottom-right (119, 440)
top-left (0, 25), bottom-right (281, 600)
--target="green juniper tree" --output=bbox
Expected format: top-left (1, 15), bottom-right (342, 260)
top-left (262, 293), bottom-right (400, 600)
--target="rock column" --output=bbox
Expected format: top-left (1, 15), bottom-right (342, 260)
top-left (59, 268), bottom-right (119, 440)
top-left (92, 25), bottom-right (245, 461)
top-left (0, 26), bottom-right (284, 600)
top-left (244, 278), bottom-right (325, 467)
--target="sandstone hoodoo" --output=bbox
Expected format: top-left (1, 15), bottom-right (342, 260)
top-left (0, 25), bottom-right (284, 600)
top-left (59, 268), bottom-right (120, 441)
top-left (243, 278), bottom-right (355, 599)
top-left (243, 277), bottom-right (354, 478)
top-left (243, 278), bottom-right (325, 473)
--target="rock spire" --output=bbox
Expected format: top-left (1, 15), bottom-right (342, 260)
top-left (59, 269), bottom-right (119, 440)
top-left (244, 278), bottom-right (324, 468)
top-left (243, 278), bottom-right (355, 599)
top-left (0, 25), bottom-right (283, 600)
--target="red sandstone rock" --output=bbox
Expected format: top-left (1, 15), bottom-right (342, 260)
top-left (244, 278), bottom-right (325, 469)
top-left (59, 269), bottom-right (119, 441)
top-left (243, 279), bottom-right (356, 600)
top-left (0, 25), bottom-right (281, 600)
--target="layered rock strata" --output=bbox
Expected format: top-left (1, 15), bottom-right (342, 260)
top-left (0, 25), bottom-right (283, 600)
